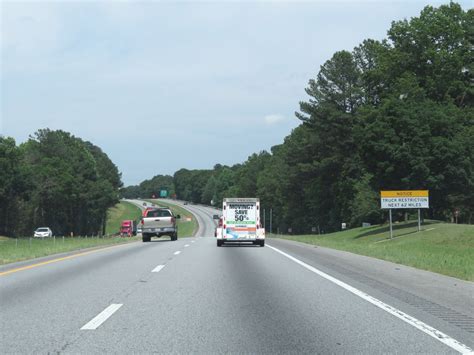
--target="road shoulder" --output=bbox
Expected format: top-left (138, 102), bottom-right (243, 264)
top-left (267, 237), bottom-right (474, 348)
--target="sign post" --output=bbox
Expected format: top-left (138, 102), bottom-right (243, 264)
top-left (389, 209), bottom-right (393, 239)
top-left (381, 190), bottom-right (429, 239)
top-left (418, 209), bottom-right (421, 232)
top-left (263, 208), bottom-right (266, 229)
top-left (269, 208), bottom-right (272, 234)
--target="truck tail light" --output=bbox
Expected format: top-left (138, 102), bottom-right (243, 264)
top-left (171, 217), bottom-right (176, 224)
top-left (223, 224), bottom-right (226, 229)
top-left (141, 219), bottom-right (144, 225)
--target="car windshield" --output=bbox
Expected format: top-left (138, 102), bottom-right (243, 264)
top-left (36, 228), bottom-right (48, 232)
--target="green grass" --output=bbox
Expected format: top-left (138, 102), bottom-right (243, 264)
top-left (0, 201), bottom-right (143, 265)
top-left (273, 220), bottom-right (474, 281)
top-left (0, 235), bottom-right (140, 265)
top-left (145, 199), bottom-right (198, 238)
top-left (105, 201), bottom-right (142, 235)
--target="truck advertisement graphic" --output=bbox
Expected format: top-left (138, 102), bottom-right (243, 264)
top-left (216, 198), bottom-right (265, 247)
top-left (226, 202), bottom-right (257, 239)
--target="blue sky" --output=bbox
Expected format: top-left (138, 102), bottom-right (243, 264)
top-left (2, 1), bottom-right (471, 186)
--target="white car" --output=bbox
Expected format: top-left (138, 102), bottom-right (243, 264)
top-left (34, 227), bottom-right (53, 238)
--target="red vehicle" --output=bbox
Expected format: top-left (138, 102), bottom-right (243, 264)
top-left (120, 220), bottom-right (136, 237)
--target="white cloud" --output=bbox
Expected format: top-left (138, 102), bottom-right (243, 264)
top-left (264, 114), bottom-right (285, 125)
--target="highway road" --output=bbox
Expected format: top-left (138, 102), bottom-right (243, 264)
top-left (1, 200), bottom-right (473, 354)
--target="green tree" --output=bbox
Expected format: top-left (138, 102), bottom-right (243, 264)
top-left (16, 129), bottom-right (122, 236)
top-left (0, 137), bottom-right (26, 236)
top-left (387, 2), bottom-right (473, 106)
top-left (349, 173), bottom-right (383, 226)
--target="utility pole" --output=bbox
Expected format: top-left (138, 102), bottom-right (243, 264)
top-left (263, 209), bottom-right (266, 230)
top-left (269, 208), bottom-right (272, 234)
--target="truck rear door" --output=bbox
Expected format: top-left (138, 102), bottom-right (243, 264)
top-left (225, 202), bottom-right (257, 240)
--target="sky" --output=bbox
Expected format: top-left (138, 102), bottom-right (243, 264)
top-left (1, 0), bottom-right (471, 186)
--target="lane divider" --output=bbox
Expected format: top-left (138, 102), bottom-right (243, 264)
top-left (184, 244), bottom-right (190, 248)
top-left (267, 244), bottom-right (473, 355)
top-left (152, 265), bottom-right (165, 273)
top-left (174, 251), bottom-right (181, 255)
top-left (81, 303), bottom-right (123, 330)
top-left (0, 242), bottom-right (136, 277)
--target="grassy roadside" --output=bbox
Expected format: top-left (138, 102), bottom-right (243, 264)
top-left (145, 199), bottom-right (198, 238)
top-left (273, 221), bottom-right (474, 281)
top-left (0, 235), bottom-right (140, 266)
top-left (0, 201), bottom-right (142, 266)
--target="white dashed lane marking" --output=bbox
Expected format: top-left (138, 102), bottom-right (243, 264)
top-left (174, 251), bottom-right (181, 255)
top-left (81, 304), bottom-right (123, 330)
top-left (152, 265), bottom-right (165, 273)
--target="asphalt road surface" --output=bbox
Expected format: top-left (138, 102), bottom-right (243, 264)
top-left (1, 200), bottom-right (473, 354)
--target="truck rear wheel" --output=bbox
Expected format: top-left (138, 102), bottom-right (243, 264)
top-left (171, 232), bottom-right (178, 241)
top-left (259, 240), bottom-right (265, 247)
top-left (142, 234), bottom-right (151, 242)
top-left (217, 240), bottom-right (223, 247)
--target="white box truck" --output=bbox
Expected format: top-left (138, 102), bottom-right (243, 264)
top-left (216, 198), bottom-right (265, 247)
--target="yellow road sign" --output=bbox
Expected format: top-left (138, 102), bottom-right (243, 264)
top-left (380, 190), bottom-right (429, 198)
top-left (380, 190), bottom-right (429, 209)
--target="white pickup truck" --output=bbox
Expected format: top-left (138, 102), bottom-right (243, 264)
top-left (216, 198), bottom-right (265, 247)
top-left (141, 208), bottom-right (180, 242)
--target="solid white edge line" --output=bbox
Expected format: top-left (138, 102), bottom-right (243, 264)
top-left (174, 251), bottom-right (181, 255)
top-left (81, 304), bottom-right (123, 330)
top-left (152, 264), bottom-right (165, 273)
top-left (266, 244), bottom-right (473, 355)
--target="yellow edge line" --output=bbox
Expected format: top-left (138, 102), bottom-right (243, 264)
top-left (0, 241), bottom-right (136, 277)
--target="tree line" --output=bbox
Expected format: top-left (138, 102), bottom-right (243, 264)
top-left (0, 129), bottom-right (122, 237)
top-left (120, 174), bottom-right (175, 200)
top-left (124, 3), bottom-right (473, 232)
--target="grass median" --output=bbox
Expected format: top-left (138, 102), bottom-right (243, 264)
top-left (106, 200), bottom-right (143, 235)
top-left (273, 221), bottom-right (474, 281)
top-left (0, 201), bottom-right (142, 266)
top-left (0, 235), bottom-right (140, 265)
top-left (146, 199), bottom-right (198, 238)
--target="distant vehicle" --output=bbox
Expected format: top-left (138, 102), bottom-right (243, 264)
top-left (213, 214), bottom-right (219, 219)
top-left (137, 225), bottom-right (142, 234)
top-left (120, 220), bottom-right (136, 237)
top-left (143, 202), bottom-right (147, 206)
top-left (142, 207), bottom-right (155, 217)
top-left (141, 208), bottom-right (180, 242)
top-left (183, 202), bottom-right (188, 205)
top-left (34, 227), bottom-right (53, 238)
top-left (214, 216), bottom-right (223, 237)
top-left (216, 198), bottom-right (265, 247)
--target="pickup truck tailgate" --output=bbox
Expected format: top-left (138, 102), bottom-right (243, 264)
top-left (142, 209), bottom-right (174, 229)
